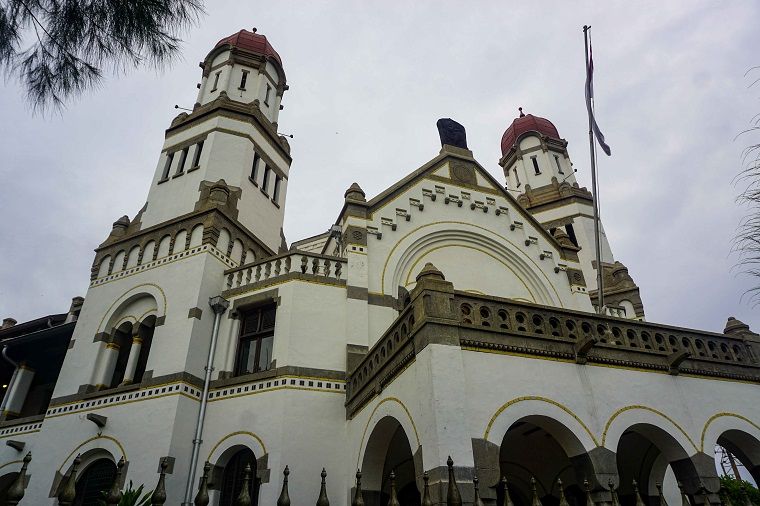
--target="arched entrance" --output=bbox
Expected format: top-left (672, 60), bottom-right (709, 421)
top-left (361, 416), bottom-right (421, 506)
top-left (74, 458), bottom-right (117, 506)
top-left (499, 416), bottom-right (588, 506)
top-left (715, 430), bottom-right (760, 485)
top-left (0, 472), bottom-right (18, 504)
top-left (218, 447), bottom-right (258, 506)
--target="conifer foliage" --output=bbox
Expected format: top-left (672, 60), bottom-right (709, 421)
top-left (0, 0), bottom-right (203, 109)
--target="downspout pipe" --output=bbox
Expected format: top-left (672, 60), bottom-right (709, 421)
top-left (0, 346), bottom-right (19, 414)
top-left (182, 296), bottom-right (229, 505)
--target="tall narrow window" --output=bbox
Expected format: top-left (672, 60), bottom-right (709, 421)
top-left (175, 147), bottom-right (188, 175)
top-left (264, 84), bottom-right (272, 106)
top-left (109, 328), bottom-right (132, 388)
top-left (273, 176), bottom-right (282, 203)
top-left (513, 167), bottom-right (521, 187)
top-left (251, 152), bottom-right (260, 183)
top-left (211, 71), bottom-right (221, 92)
top-left (235, 304), bottom-right (276, 376)
top-left (191, 140), bottom-right (204, 169)
top-left (531, 156), bottom-right (541, 175)
top-left (554, 155), bottom-right (564, 174)
top-left (261, 165), bottom-right (271, 194)
top-left (565, 224), bottom-right (579, 247)
top-left (240, 70), bottom-right (249, 90)
top-left (160, 152), bottom-right (174, 181)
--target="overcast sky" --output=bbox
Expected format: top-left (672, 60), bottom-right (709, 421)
top-left (1, 1), bottom-right (759, 332)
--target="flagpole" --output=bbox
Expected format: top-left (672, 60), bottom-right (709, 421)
top-left (583, 25), bottom-right (605, 313)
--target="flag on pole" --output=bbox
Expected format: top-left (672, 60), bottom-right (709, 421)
top-left (585, 42), bottom-right (612, 156)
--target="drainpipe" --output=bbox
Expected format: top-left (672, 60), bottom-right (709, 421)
top-left (0, 346), bottom-right (19, 414)
top-left (182, 295), bottom-right (229, 505)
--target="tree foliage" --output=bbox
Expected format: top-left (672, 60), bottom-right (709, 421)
top-left (734, 67), bottom-right (760, 306)
top-left (720, 475), bottom-right (760, 506)
top-left (0, 0), bottom-right (203, 109)
top-left (98, 481), bottom-right (152, 506)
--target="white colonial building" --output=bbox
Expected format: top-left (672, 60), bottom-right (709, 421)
top-left (1, 28), bottom-right (759, 506)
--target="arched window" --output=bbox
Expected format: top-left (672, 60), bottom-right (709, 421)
top-left (74, 458), bottom-right (116, 506)
top-left (219, 448), bottom-right (257, 506)
top-left (133, 317), bottom-right (156, 384)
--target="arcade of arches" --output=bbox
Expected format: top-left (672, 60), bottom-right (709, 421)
top-left (360, 415), bottom-right (760, 506)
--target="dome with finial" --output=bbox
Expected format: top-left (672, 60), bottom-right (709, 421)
top-left (214, 28), bottom-right (283, 68)
top-left (500, 108), bottom-right (562, 156)
top-left (344, 182), bottom-right (366, 202)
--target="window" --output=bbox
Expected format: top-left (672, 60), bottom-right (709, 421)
top-left (531, 156), bottom-right (541, 175)
top-left (554, 155), bottom-right (564, 174)
top-left (251, 152), bottom-right (260, 183)
top-left (273, 176), bottom-right (282, 203)
top-left (513, 168), bottom-right (521, 187)
top-left (191, 140), bottom-right (204, 169)
top-left (240, 70), bottom-right (249, 90)
top-left (73, 459), bottom-right (117, 506)
top-left (220, 449), bottom-right (258, 506)
top-left (211, 71), bottom-right (221, 92)
top-left (176, 147), bottom-right (189, 175)
top-left (565, 224), bottom-right (579, 247)
top-left (160, 152), bottom-right (174, 181)
top-left (264, 84), bottom-right (272, 106)
top-left (235, 304), bottom-right (276, 376)
top-left (261, 165), bottom-right (271, 194)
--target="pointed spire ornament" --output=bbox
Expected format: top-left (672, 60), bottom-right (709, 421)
top-left (531, 477), bottom-right (542, 506)
top-left (5, 451), bottom-right (31, 505)
top-left (316, 468), bottom-right (330, 506)
top-left (352, 470), bottom-right (365, 506)
top-left (609, 480), bottom-right (621, 506)
top-left (633, 480), bottom-right (646, 506)
top-left (678, 482), bottom-right (692, 506)
top-left (150, 458), bottom-right (168, 506)
top-left (234, 463), bottom-right (252, 506)
top-left (388, 471), bottom-right (400, 506)
top-left (473, 475), bottom-right (485, 506)
top-left (501, 476), bottom-right (515, 506)
top-left (105, 456), bottom-right (126, 505)
top-left (278, 466), bottom-right (292, 506)
top-left (422, 472), bottom-right (433, 506)
top-left (584, 479), bottom-right (596, 506)
top-left (558, 479), bottom-right (570, 506)
top-left (194, 461), bottom-right (211, 506)
top-left (58, 454), bottom-right (81, 506)
top-left (656, 482), bottom-right (669, 506)
top-left (446, 456), bottom-right (462, 506)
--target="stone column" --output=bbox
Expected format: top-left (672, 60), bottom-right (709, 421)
top-left (2, 363), bottom-right (34, 417)
top-left (93, 342), bottom-right (120, 389)
top-left (120, 334), bottom-right (143, 385)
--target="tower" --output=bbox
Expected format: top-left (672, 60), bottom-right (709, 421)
top-left (499, 109), bottom-right (645, 319)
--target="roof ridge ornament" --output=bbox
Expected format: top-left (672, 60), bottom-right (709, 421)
top-left (519, 107), bottom-right (525, 118)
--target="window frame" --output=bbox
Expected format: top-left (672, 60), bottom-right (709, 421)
top-left (211, 71), bottom-right (221, 92)
top-left (554, 154), bottom-right (564, 174)
top-left (531, 156), bottom-right (541, 175)
top-left (264, 84), bottom-right (272, 106)
top-left (234, 303), bottom-right (276, 376)
top-left (239, 70), bottom-right (249, 90)
top-left (191, 140), bottom-right (204, 170)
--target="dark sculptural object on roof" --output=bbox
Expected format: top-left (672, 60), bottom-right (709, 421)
top-left (436, 118), bottom-right (468, 150)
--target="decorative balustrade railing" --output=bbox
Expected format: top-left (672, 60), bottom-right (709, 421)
top-left (224, 251), bottom-right (347, 293)
top-left (346, 273), bottom-right (760, 417)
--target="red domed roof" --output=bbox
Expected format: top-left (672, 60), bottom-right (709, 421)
top-left (215, 29), bottom-right (282, 68)
top-left (500, 109), bottom-right (561, 156)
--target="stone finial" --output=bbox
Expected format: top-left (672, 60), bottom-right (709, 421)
top-left (678, 482), bottom-right (692, 506)
top-left (656, 482), bottom-right (669, 506)
top-left (5, 451), bottom-right (31, 505)
top-left (501, 476), bottom-right (515, 506)
top-left (352, 470), bottom-right (364, 506)
top-left (344, 182), bottom-right (366, 202)
top-left (633, 480), bottom-right (645, 506)
top-left (724, 317), bottom-right (756, 336)
top-left (234, 463), bottom-right (252, 506)
top-left (388, 471), bottom-right (400, 506)
top-left (278, 466), bottom-right (291, 506)
top-left (530, 477), bottom-right (541, 506)
top-left (58, 454), bottom-right (81, 506)
top-left (422, 472), bottom-right (432, 506)
top-left (111, 215), bottom-right (130, 236)
top-left (105, 457), bottom-right (125, 505)
top-left (473, 475), bottom-right (485, 506)
top-left (150, 458), bottom-right (168, 506)
top-left (209, 180), bottom-right (231, 205)
top-left (416, 262), bottom-right (445, 282)
top-left (194, 461), bottom-right (211, 506)
top-left (436, 118), bottom-right (468, 150)
top-left (609, 480), bottom-right (621, 506)
top-left (552, 228), bottom-right (575, 248)
top-left (558, 479), bottom-right (570, 506)
top-left (1, 318), bottom-right (16, 329)
top-left (584, 480), bottom-right (596, 506)
top-left (446, 457), bottom-right (462, 506)
top-left (316, 468), bottom-right (330, 506)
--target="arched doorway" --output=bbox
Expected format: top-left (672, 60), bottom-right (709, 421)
top-left (219, 447), bottom-right (258, 506)
top-left (715, 430), bottom-right (760, 485)
top-left (0, 472), bottom-right (18, 504)
top-left (615, 424), bottom-right (694, 506)
top-left (361, 416), bottom-right (421, 506)
top-left (74, 458), bottom-right (117, 506)
top-left (499, 416), bottom-right (588, 506)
